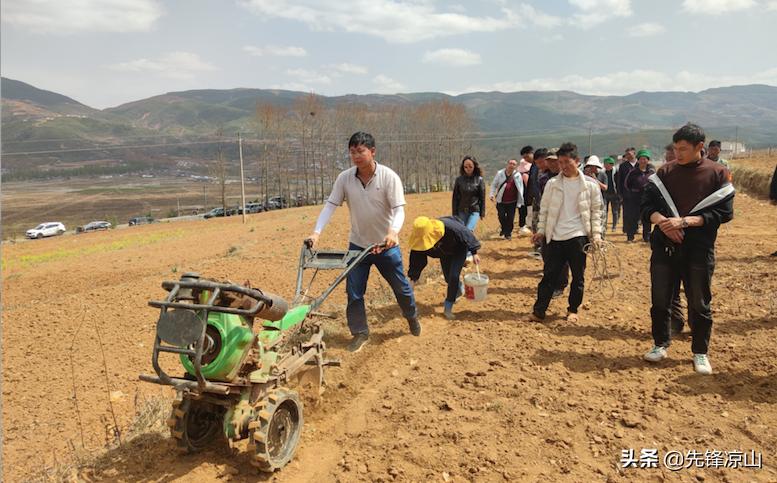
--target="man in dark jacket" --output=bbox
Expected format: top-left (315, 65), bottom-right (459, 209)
top-left (641, 123), bottom-right (734, 375)
top-left (616, 147), bottom-right (638, 235)
top-left (408, 216), bottom-right (481, 320)
top-left (771, 165), bottom-right (777, 256)
top-left (770, 164), bottom-right (777, 203)
top-left (602, 156), bottom-right (620, 232)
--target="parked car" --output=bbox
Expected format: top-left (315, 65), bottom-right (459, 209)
top-left (76, 221), bottom-right (112, 233)
top-left (129, 216), bottom-right (155, 226)
top-left (26, 222), bottom-right (66, 239)
top-left (239, 202), bottom-right (264, 214)
top-left (204, 207), bottom-right (225, 219)
top-left (268, 196), bottom-right (288, 210)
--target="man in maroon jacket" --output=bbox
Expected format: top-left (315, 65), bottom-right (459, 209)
top-left (641, 123), bottom-right (734, 375)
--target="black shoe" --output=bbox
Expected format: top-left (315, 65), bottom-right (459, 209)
top-left (408, 317), bottom-right (421, 336)
top-left (347, 333), bottom-right (369, 353)
top-left (505, 235), bottom-right (512, 240)
top-left (552, 289), bottom-right (564, 299)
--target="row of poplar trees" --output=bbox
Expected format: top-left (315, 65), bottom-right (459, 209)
top-left (248, 93), bottom-right (473, 207)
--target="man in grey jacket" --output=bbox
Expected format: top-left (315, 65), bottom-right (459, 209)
top-left (490, 159), bottom-right (524, 240)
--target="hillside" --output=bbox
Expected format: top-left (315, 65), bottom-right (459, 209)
top-left (1, 78), bottom-right (157, 167)
top-left (1, 77), bottom-right (98, 117)
top-left (2, 78), bottom-right (776, 174)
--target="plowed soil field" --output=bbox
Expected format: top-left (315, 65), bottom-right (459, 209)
top-left (2, 191), bottom-right (776, 482)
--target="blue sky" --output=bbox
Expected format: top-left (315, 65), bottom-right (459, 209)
top-left (2, 0), bottom-right (776, 108)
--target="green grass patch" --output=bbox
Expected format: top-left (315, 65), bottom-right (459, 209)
top-left (2, 229), bottom-right (186, 271)
top-left (73, 186), bottom-right (170, 195)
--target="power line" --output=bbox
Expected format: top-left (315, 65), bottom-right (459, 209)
top-left (2, 140), bottom-right (228, 156)
top-left (2, 132), bottom-right (602, 157)
top-left (0, 132), bottom-right (224, 145)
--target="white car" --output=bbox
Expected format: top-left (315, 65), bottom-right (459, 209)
top-left (26, 222), bottom-right (66, 239)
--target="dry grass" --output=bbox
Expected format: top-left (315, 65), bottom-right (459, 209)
top-left (730, 151), bottom-right (776, 199)
top-left (23, 391), bottom-right (172, 482)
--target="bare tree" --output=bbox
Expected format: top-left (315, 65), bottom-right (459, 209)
top-left (254, 96), bottom-right (474, 202)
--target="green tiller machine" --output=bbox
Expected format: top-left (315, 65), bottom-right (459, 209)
top-left (140, 241), bottom-right (379, 471)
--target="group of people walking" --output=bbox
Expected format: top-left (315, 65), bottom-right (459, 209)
top-left (307, 124), bottom-right (735, 375)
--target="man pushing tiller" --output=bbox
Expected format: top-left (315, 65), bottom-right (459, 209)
top-left (308, 131), bottom-right (420, 353)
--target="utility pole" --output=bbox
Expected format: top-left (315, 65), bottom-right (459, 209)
top-left (588, 123), bottom-right (593, 156)
top-left (238, 132), bottom-right (247, 224)
top-left (733, 125), bottom-right (739, 159)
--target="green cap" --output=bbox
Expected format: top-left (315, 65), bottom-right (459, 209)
top-left (603, 156), bottom-right (615, 165)
top-left (636, 149), bottom-right (652, 160)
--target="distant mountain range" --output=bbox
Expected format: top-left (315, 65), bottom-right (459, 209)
top-left (2, 77), bottom-right (776, 170)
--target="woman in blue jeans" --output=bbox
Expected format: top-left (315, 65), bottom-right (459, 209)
top-left (452, 156), bottom-right (485, 259)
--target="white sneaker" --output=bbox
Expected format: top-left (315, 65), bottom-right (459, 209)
top-left (644, 346), bottom-right (668, 362)
top-left (519, 226), bottom-right (532, 235)
top-left (693, 354), bottom-right (713, 375)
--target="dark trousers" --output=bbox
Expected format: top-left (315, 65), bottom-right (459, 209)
top-left (650, 244), bottom-right (715, 354)
top-left (641, 221), bottom-right (652, 242)
top-left (346, 243), bottom-right (417, 336)
top-left (440, 251), bottom-right (467, 304)
top-left (496, 202), bottom-right (517, 237)
top-left (603, 193), bottom-right (620, 230)
top-left (518, 204), bottom-right (528, 228)
top-left (540, 238), bottom-right (569, 290)
top-left (534, 236), bottom-right (588, 316)
top-left (622, 196), bottom-right (641, 239)
top-left (670, 278), bottom-right (688, 333)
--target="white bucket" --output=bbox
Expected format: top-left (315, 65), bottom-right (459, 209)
top-left (463, 273), bottom-right (489, 301)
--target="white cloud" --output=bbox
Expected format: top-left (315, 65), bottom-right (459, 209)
top-left (768, 1), bottom-right (777, 10)
top-left (629, 22), bottom-right (666, 37)
top-left (373, 74), bottom-right (405, 93)
top-left (243, 45), bottom-right (307, 57)
top-left (286, 68), bottom-right (332, 84)
top-left (423, 48), bottom-right (482, 67)
top-left (108, 52), bottom-right (216, 80)
top-left (462, 67), bottom-right (777, 96)
top-left (516, 4), bottom-right (563, 28)
top-left (332, 63), bottom-right (369, 75)
top-left (682, 0), bottom-right (756, 15)
top-left (239, 0), bottom-right (558, 43)
top-left (568, 0), bottom-right (632, 28)
top-left (1, 0), bottom-right (162, 34)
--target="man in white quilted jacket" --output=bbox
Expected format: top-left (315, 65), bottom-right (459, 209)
top-left (530, 142), bottom-right (603, 323)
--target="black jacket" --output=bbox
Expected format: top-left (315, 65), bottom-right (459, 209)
top-left (616, 161), bottom-right (637, 199)
top-left (452, 175), bottom-right (486, 219)
top-left (408, 216), bottom-right (480, 281)
top-left (525, 163), bottom-right (540, 206)
top-left (770, 165), bottom-right (777, 201)
top-left (641, 170), bottom-right (734, 250)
